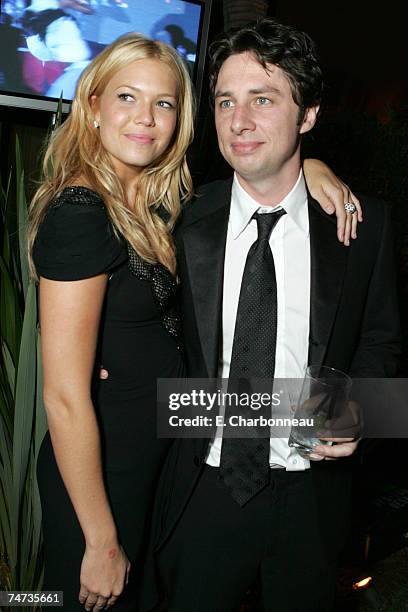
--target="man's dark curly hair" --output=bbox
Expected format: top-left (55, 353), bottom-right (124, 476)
top-left (208, 18), bottom-right (324, 122)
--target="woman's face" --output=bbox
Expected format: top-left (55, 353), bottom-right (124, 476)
top-left (91, 58), bottom-right (178, 181)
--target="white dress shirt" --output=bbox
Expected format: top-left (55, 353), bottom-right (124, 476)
top-left (206, 170), bottom-right (311, 470)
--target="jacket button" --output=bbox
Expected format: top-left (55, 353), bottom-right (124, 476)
top-left (194, 456), bottom-right (201, 467)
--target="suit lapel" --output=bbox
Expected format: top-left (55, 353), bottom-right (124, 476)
top-left (182, 181), bottom-right (232, 377)
top-left (308, 196), bottom-right (349, 366)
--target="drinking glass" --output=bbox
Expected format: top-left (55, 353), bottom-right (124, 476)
top-left (288, 365), bottom-right (355, 459)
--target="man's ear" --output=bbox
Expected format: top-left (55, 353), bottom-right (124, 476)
top-left (90, 94), bottom-right (100, 124)
top-left (299, 105), bottom-right (320, 135)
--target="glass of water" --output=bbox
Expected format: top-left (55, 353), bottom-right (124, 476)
top-left (288, 365), bottom-right (354, 459)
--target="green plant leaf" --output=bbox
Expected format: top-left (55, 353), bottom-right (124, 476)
top-left (16, 137), bottom-right (29, 300)
top-left (0, 406), bottom-right (14, 574)
top-left (0, 369), bottom-right (14, 440)
top-left (0, 255), bottom-right (21, 365)
top-left (0, 171), bottom-right (11, 223)
top-left (22, 444), bottom-right (44, 591)
top-left (11, 281), bottom-right (37, 569)
top-left (0, 377), bottom-right (13, 450)
top-left (31, 331), bottom-right (46, 588)
top-left (0, 135), bottom-right (45, 596)
top-left (29, 460), bottom-right (43, 590)
top-left (0, 185), bottom-right (5, 224)
top-left (34, 332), bottom-right (47, 462)
top-left (19, 466), bottom-right (33, 587)
top-left (2, 222), bottom-right (11, 269)
top-left (1, 341), bottom-right (16, 397)
top-left (1, 172), bottom-right (12, 278)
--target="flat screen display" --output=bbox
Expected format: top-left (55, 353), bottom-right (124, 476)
top-left (0, 0), bottom-right (211, 111)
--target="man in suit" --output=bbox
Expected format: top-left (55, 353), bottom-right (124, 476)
top-left (148, 17), bottom-right (401, 612)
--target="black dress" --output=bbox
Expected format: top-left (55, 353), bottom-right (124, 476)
top-left (33, 187), bottom-right (184, 611)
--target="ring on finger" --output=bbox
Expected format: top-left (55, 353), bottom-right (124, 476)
top-left (344, 202), bottom-right (357, 214)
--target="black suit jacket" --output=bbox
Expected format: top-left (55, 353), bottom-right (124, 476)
top-left (177, 178), bottom-right (400, 378)
top-left (141, 178), bottom-right (401, 609)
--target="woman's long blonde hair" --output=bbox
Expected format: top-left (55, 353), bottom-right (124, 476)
top-left (28, 32), bottom-right (195, 277)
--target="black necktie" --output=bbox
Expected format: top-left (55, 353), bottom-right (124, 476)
top-left (220, 209), bottom-right (286, 506)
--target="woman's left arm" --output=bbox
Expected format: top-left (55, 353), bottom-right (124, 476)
top-left (303, 158), bottom-right (363, 246)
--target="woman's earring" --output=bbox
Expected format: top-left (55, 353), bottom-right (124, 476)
top-left (93, 120), bottom-right (100, 128)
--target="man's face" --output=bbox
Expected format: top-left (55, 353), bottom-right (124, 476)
top-left (214, 52), bottom-right (318, 187)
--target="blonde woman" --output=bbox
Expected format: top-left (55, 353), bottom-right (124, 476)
top-left (28, 32), bottom-right (360, 612)
top-left (29, 32), bottom-right (194, 611)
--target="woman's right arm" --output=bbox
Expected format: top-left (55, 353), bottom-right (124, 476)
top-left (39, 274), bottom-right (130, 611)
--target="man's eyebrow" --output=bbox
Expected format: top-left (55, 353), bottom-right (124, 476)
top-left (248, 87), bottom-right (282, 96)
top-left (214, 90), bottom-right (233, 99)
top-left (214, 87), bottom-right (283, 98)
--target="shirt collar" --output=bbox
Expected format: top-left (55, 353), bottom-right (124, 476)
top-left (230, 170), bottom-right (309, 239)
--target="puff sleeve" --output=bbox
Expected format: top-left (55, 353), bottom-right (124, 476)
top-left (33, 188), bottom-right (128, 281)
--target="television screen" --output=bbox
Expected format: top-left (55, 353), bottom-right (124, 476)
top-left (0, 0), bottom-right (212, 112)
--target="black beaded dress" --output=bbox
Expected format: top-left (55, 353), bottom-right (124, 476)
top-left (33, 187), bottom-right (184, 610)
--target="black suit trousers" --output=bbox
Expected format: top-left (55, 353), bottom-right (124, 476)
top-left (155, 464), bottom-right (349, 612)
